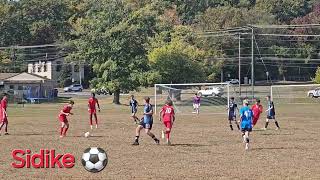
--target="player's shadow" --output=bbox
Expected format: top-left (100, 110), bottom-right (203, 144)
top-left (251, 147), bottom-right (297, 151)
top-left (14, 132), bottom-right (53, 136)
top-left (170, 143), bottom-right (209, 147)
top-left (71, 135), bottom-right (105, 138)
top-left (260, 133), bottom-right (293, 136)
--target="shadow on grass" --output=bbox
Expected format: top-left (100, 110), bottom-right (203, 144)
top-left (13, 133), bottom-right (52, 136)
top-left (50, 97), bottom-right (72, 104)
top-left (71, 135), bottom-right (105, 138)
top-left (260, 133), bottom-right (293, 136)
top-left (251, 147), bottom-right (297, 151)
top-left (170, 143), bottom-right (210, 147)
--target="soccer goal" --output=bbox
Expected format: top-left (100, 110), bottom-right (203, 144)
top-left (154, 83), bottom-right (234, 114)
top-left (270, 84), bottom-right (320, 105)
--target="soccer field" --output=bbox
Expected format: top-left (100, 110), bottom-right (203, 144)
top-left (1, 93), bottom-right (320, 180)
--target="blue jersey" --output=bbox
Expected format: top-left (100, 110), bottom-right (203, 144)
top-left (143, 103), bottom-right (153, 123)
top-left (240, 106), bottom-right (253, 129)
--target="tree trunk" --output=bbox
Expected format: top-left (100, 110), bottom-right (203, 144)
top-left (113, 90), bottom-right (120, 104)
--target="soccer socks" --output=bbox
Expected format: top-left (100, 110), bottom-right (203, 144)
top-left (229, 125), bottom-right (233, 131)
top-left (135, 136), bottom-right (139, 142)
top-left (132, 136), bottom-right (140, 145)
top-left (265, 122), bottom-right (269, 129)
top-left (60, 127), bottom-right (64, 136)
top-left (63, 127), bottom-right (69, 136)
top-left (94, 114), bottom-right (98, 125)
top-left (90, 119), bottom-right (93, 126)
top-left (236, 124), bottom-right (240, 130)
top-left (275, 121), bottom-right (280, 128)
top-left (165, 130), bottom-right (170, 140)
top-left (150, 134), bottom-right (159, 143)
top-left (4, 123), bottom-right (8, 132)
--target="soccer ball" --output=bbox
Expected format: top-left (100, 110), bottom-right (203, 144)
top-left (84, 132), bottom-right (90, 138)
top-left (81, 147), bottom-right (108, 173)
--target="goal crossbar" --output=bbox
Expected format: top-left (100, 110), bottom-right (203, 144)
top-left (154, 83), bottom-right (230, 113)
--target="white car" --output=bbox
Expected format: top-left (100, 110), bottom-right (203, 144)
top-left (226, 79), bottom-right (240, 85)
top-left (197, 86), bottom-right (224, 97)
top-left (307, 88), bottom-right (320, 98)
top-left (64, 84), bottom-right (83, 92)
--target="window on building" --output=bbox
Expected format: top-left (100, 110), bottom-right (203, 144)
top-left (74, 64), bottom-right (79, 72)
top-left (9, 85), bottom-right (14, 90)
top-left (56, 61), bottom-right (62, 72)
top-left (18, 85), bottom-right (23, 90)
top-left (38, 63), bottom-right (41, 72)
top-left (32, 63), bottom-right (36, 73)
top-left (44, 62), bottom-right (47, 72)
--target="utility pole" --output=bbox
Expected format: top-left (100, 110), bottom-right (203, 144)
top-left (79, 61), bottom-right (82, 85)
top-left (251, 27), bottom-right (255, 99)
top-left (238, 33), bottom-right (241, 97)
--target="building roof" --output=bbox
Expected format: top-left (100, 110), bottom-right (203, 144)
top-left (0, 72), bottom-right (49, 81)
top-left (0, 73), bottom-right (19, 80)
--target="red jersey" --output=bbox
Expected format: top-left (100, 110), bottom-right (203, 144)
top-left (161, 105), bottom-right (175, 122)
top-left (88, 97), bottom-right (98, 110)
top-left (59, 105), bottom-right (72, 118)
top-left (1, 97), bottom-right (8, 111)
top-left (0, 105), bottom-right (6, 120)
top-left (252, 104), bottom-right (263, 118)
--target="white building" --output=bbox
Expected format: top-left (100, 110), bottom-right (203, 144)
top-left (27, 59), bottom-right (84, 84)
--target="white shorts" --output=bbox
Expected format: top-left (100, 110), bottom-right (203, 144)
top-left (193, 103), bottom-right (200, 109)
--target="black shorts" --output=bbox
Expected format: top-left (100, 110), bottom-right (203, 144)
top-left (241, 128), bottom-right (252, 132)
top-left (131, 109), bottom-right (137, 114)
top-left (228, 115), bottom-right (236, 121)
top-left (267, 115), bottom-right (275, 119)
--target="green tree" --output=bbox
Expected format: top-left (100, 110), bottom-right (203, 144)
top-left (148, 39), bottom-right (206, 83)
top-left (68, 0), bottom-right (161, 104)
top-left (313, 67), bottom-right (320, 84)
top-left (58, 64), bottom-right (72, 87)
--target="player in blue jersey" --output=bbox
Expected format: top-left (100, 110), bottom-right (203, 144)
top-left (132, 97), bottom-right (160, 145)
top-left (227, 97), bottom-right (240, 131)
top-left (239, 99), bottom-right (253, 150)
top-left (129, 95), bottom-right (139, 124)
top-left (264, 95), bottom-right (280, 130)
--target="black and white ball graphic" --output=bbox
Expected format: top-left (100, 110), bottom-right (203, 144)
top-left (81, 147), bottom-right (108, 173)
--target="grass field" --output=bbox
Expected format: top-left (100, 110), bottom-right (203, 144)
top-left (1, 92), bottom-right (320, 180)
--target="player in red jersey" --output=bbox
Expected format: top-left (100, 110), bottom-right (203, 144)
top-left (0, 94), bottom-right (9, 135)
top-left (88, 93), bottom-right (100, 129)
top-left (58, 100), bottom-right (74, 138)
top-left (1, 93), bottom-right (8, 110)
top-left (251, 99), bottom-right (263, 127)
top-left (159, 100), bottom-right (175, 145)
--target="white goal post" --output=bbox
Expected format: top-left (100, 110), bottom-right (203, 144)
top-left (154, 83), bottom-right (230, 114)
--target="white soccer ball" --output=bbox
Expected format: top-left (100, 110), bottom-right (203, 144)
top-left (81, 147), bottom-right (108, 173)
top-left (84, 132), bottom-right (90, 138)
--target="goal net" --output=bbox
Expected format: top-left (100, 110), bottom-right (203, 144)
top-left (270, 84), bottom-right (320, 120)
top-left (154, 83), bottom-right (237, 115)
top-left (271, 84), bottom-right (320, 104)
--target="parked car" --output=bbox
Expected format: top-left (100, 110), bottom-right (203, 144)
top-left (197, 86), bottom-right (224, 97)
top-left (307, 88), bottom-right (320, 98)
top-left (226, 79), bottom-right (240, 85)
top-left (63, 84), bottom-right (83, 92)
top-left (94, 88), bottom-right (112, 95)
